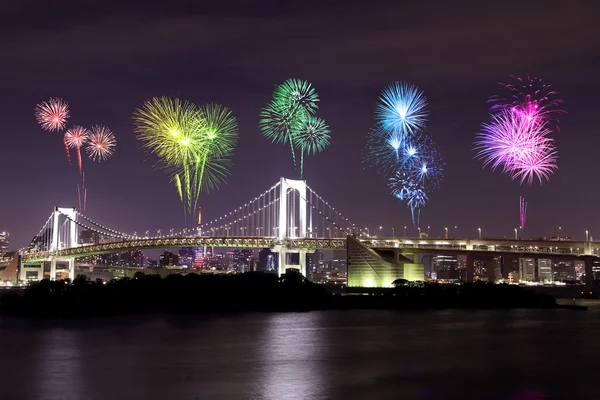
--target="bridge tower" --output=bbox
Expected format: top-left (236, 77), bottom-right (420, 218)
top-left (20, 207), bottom-right (78, 282)
top-left (277, 177), bottom-right (310, 276)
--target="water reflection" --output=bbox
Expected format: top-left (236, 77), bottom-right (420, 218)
top-left (257, 313), bottom-right (330, 399)
top-left (1, 309), bottom-right (600, 399)
top-left (34, 328), bottom-right (83, 400)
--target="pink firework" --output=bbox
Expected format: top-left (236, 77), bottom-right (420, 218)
top-left (519, 196), bottom-right (527, 228)
top-left (488, 75), bottom-right (565, 130)
top-left (86, 125), bottom-right (116, 162)
top-left (474, 110), bottom-right (558, 185)
top-left (35, 98), bottom-right (70, 131)
top-left (65, 126), bottom-right (90, 176)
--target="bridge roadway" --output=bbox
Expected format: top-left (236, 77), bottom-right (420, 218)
top-left (21, 236), bottom-right (600, 263)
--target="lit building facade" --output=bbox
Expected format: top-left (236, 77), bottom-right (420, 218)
top-left (0, 231), bottom-right (9, 257)
top-left (347, 237), bottom-right (423, 287)
top-left (519, 258), bottom-right (536, 282)
top-left (537, 259), bottom-right (553, 283)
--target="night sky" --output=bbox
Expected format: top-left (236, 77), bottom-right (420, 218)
top-left (1, 0), bottom-right (599, 249)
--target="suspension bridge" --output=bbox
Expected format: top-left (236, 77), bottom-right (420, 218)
top-left (19, 177), bottom-right (600, 287)
top-left (20, 178), bottom-right (361, 281)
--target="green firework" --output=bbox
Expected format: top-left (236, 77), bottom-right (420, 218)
top-left (259, 78), bottom-right (328, 177)
top-left (134, 97), bottom-right (238, 217)
top-left (294, 116), bottom-right (331, 176)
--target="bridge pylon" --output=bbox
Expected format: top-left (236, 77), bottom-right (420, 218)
top-left (277, 177), bottom-right (309, 276)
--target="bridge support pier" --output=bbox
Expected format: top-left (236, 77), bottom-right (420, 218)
top-left (582, 255), bottom-right (595, 291)
top-left (50, 259), bottom-right (57, 281)
top-left (276, 248), bottom-right (308, 277)
top-left (68, 258), bottom-right (75, 282)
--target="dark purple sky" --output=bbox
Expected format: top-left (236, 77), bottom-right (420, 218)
top-left (1, 0), bottom-right (598, 248)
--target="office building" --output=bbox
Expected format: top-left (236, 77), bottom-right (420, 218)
top-left (537, 259), bottom-right (553, 283)
top-left (0, 231), bottom-right (9, 256)
top-left (519, 258), bottom-right (536, 282)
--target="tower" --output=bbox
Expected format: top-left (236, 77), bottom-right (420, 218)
top-left (276, 178), bottom-right (310, 276)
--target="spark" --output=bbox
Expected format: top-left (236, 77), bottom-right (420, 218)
top-left (376, 81), bottom-right (428, 136)
top-left (64, 125), bottom-right (90, 176)
top-left (86, 125), bottom-right (116, 162)
top-left (474, 110), bottom-right (557, 185)
top-left (35, 98), bottom-right (70, 131)
top-left (134, 97), bottom-right (237, 216)
top-left (259, 78), bottom-right (325, 177)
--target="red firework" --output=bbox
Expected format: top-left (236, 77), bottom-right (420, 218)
top-left (86, 125), bottom-right (116, 162)
top-left (65, 126), bottom-right (90, 176)
top-left (35, 98), bottom-right (70, 131)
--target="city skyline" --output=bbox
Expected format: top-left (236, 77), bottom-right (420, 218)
top-left (1, 0), bottom-right (599, 248)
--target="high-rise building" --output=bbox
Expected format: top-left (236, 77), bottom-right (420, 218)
top-left (193, 247), bottom-right (205, 268)
top-left (537, 258), bottom-right (553, 283)
top-left (179, 247), bottom-right (194, 268)
top-left (258, 248), bottom-right (277, 273)
top-left (434, 255), bottom-right (459, 280)
top-left (491, 257), bottom-right (503, 283)
top-left (0, 231), bottom-right (9, 256)
top-left (159, 251), bottom-right (179, 267)
top-left (519, 258), bottom-right (536, 282)
top-left (553, 260), bottom-right (575, 282)
top-left (233, 249), bottom-right (254, 272)
top-left (421, 255), bottom-right (434, 279)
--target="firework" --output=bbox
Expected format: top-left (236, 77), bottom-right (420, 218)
top-left (294, 116), bottom-right (330, 176)
top-left (364, 82), bottom-right (443, 226)
top-left (194, 103), bottom-right (238, 194)
top-left (474, 110), bottom-right (557, 185)
top-left (134, 97), bottom-right (238, 216)
top-left (274, 78), bottom-right (319, 114)
top-left (259, 78), bottom-right (322, 176)
top-left (488, 75), bottom-right (565, 129)
top-left (86, 125), bottom-right (116, 162)
top-left (64, 125), bottom-right (90, 176)
top-left (35, 98), bottom-right (70, 131)
top-left (407, 138), bottom-right (445, 192)
top-left (376, 81), bottom-right (428, 136)
top-left (363, 126), bottom-right (411, 177)
top-left (520, 196), bottom-right (527, 228)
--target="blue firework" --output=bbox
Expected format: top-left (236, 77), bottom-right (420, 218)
top-left (376, 81), bottom-right (429, 136)
top-left (363, 127), bottom-right (405, 176)
top-left (406, 136), bottom-right (445, 193)
top-left (364, 81), bottom-right (443, 227)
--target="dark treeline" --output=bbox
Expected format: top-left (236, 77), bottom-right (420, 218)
top-left (0, 272), bottom-right (558, 317)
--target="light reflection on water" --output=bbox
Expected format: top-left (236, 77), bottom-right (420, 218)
top-left (0, 309), bottom-right (599, 399)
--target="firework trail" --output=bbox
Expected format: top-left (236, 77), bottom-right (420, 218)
top-left (520, 196), bottom-right (527, 228)
top-left (134, 97), bottom-right (238, 217)
top-left (64, 125), bottom-right (90, 176)
top-left (364, 82), bottom-right (443, 227)
top-left (260, 78), bottom-right (328, 177)
top-left (35, 98), bottom-right (70, 131)
top-left (87, 125), bottom-right (116, 162)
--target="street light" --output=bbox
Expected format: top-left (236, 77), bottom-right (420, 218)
top-left (514, 228), bottom-right (518, 240)
top-left (379, 226), bottom-right (383, 237)
top-left (586, 230), bottom-right (589, 242)
top-left (444, 227), bottom-right (448, 237)
top-left (454, 225), bottom-right (457, 237)
top-left (427, 225), bottom-right (431, 235)
top-left (478, 227), bottom-right (482, 239)
top-left (418, 227), bottom-right (421, 236)
top-left (404, 226), bottom-right (407, 238)
top-left (392, 227), bottom-right (395, 238)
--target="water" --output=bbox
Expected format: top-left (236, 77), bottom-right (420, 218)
top-left (1, 309), bottom-right (600, 399)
